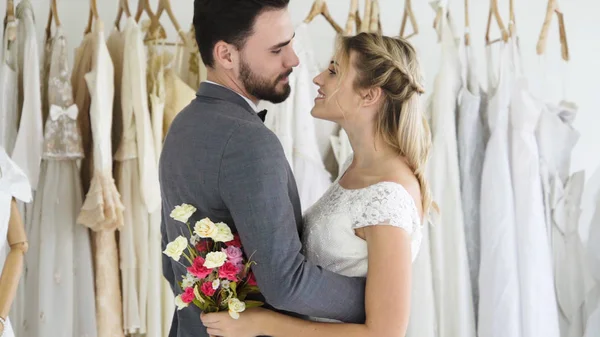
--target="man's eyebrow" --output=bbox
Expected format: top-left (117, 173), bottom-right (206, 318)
top-left (270, 33), bottom-right (296, 49)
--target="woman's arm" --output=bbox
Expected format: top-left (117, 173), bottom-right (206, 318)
top-left (201, 224), bottom-right (412, 337)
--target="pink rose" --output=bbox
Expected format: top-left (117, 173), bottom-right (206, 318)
top-left (187, 256), bottom-right (212, 279)
top-left (181, 287), bottom-right (195, 303)
top-left (222, 246), bottom-right (244, 266)
top-left (247, 271), bottom-right (257, 286)
top-left (218, 262), bottom-right (240, 282)
top-left (201, 281), bottom-right (216, 297)
top-left (225, 234), bottom-right (242, 248)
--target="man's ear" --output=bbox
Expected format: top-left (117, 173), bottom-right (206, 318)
top-left (213, 41), bottom-right (237, 70)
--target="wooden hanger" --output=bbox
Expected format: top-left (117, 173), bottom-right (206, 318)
top-left (508, 0), bottom-right (516, 37)
top-left (45, 0), bottom-right (62, 41)
top-left (304, 0), bottom-right (343, 34)
top-left (360, 0), bottom-right (372, 33)
top-left (84, 0), bottom-right (99, 35)
top-left (464, 0), bottom-right (470, 45)
top-left (146, 0), bottom-right (188, 44)
top-left (536, 0), bottom-right (569, 61)
top-left (114, 0), bottom-right (132, 30)
top-left (400, 0), bottom-right (418, 39)
top-left (135, 0), bottom-right (152, 22)
top-left (344, 0), bottom-right (362, 36)
top-left (485, 0), bottom-right (509, 45)
top-left (4, 0), bottom-right (16, 41)
top-left (369, 0), bottom-right (382, 34)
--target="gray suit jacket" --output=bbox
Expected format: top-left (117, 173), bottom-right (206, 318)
top-left (159, 82), bottom-right (366, 337)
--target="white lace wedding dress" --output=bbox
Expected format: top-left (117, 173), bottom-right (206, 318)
top-left (302, 155), bottom-right (422, 321)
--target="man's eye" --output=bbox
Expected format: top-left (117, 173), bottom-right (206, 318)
top-left (272, 49), bottom-right (282, 54)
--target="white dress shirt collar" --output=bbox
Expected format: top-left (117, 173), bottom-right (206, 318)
top-left (204, 80), bottom-right (259, 112)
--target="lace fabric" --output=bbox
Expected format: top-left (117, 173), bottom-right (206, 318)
top-left (43, 29), bottom-right (84, 159)
top-left (302, 155), bottom-right (422, 281)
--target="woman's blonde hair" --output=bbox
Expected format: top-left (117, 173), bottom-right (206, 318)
top-left (333, 32), bottom-right (434, 215)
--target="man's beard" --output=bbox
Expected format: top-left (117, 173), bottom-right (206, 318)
top-left (239, 59), bottom-right (292, 104)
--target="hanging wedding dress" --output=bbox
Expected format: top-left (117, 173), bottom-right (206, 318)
top-left (0, 21), bottom-right (19, 154)
top-left (456, 40), bottom-right (486, 318)
top-left (581, 166), bottom-right (600, 337)
top-left (0, 146), bottom-right (31, 337)
top-left (259, 23), bottom-right (332, 211)
top-left (113, 17), bottom-right (162, 336)
top-left (508, 37), bottom-right (560, 337)
top-left (73, 19), bottom-right (125, 337)
top-left (537, 101), bottom-right (593, 337)
top-left (10, 2), bottom-right (43, 333)
top-left (12, 0), bottom-right (43, 192)
top-left (425, 16), bottom-right (476, 337)
top-left (23, 27), bottom-right (97, 337)
top-left (147, 40), bottom-right (176, 337)
top-left (478, 40), bottom-right (521, 337)
top-left (173, 25), bottom-right (205, 90)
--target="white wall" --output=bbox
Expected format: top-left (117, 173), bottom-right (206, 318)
top-left (2, 0), bottom-right (598, 177)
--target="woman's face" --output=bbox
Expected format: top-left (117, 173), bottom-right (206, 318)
top-left (311, 52), bottom-right (364, 123)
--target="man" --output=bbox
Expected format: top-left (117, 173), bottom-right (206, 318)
top-left (159, 1), bottom-right (366, 336)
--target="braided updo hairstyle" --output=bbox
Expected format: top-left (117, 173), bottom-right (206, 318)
top-left (333, 32), bottom-right (434, 215)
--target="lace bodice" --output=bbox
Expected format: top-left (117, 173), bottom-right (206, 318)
top-left (43, 29), bottom-right (83, 159)
top-left (302, 156), bottom-right (422, 278)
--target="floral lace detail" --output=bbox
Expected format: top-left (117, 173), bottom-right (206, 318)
top-left (302, 155), bottom-right (423, 269)
top-left (42, 29), bottom-right (84, 159)
top-left (349, 182), bottom-right (420, 233)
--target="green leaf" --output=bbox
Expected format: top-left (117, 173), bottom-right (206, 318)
top-left (244, 300), bottom-right (264, 309)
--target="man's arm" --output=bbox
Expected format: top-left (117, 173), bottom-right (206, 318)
top-left (218, 122), bottom-right (366, 323)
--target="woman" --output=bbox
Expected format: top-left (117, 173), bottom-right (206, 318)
top-left (201, 32), bottom-right (433, 337)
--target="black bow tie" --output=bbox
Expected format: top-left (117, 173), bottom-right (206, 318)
top-left (257, 109), bottom-right (267, 122)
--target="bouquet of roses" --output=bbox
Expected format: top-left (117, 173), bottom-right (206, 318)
top-left (163, 203), bottom-right (263, 319)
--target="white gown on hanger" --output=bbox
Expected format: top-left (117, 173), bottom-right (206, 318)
top-left (259, 23), bottom-right (332, 211)
top-left (581, 166), bottom-right (600, 337)
top-left (425, 16), bottom-right (476, 337)
top-left (508, 38), bottom-right (560, 337)
top-left (115, 18), bottom-right (161, 336)
top-left (10, 2), bottom-right (43, 333)
top-left (0, 21), bottom-right (19, 154)
top-left (12, 0), bottom-right (43, 191)
top-left (478, 41), bottom-right (521, 337)
top-left (456, 41), bottom-right (486, 319)
top-left (0, 146), bottom-right (31, 337)
top-left (147, 41), bottom-right (175, 337)
top-left (23, 28), bottom-right (97, 337)
top-left (537, 101), bottom-right (594, 337)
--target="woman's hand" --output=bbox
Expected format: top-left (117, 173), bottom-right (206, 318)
top-left (201, 307), bottom-right (269, 337)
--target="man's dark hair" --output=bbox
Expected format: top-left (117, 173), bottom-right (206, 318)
top-left (193, 0), bottom-right (290, 68)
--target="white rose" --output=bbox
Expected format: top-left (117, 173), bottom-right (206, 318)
top-left (170, 204), bottom-right (197, 223)
top-left (163, 236), bottom-right (188, 261)
top-left (174, 295), bottom-right (189, 310)
top-left (194, 218), bottom-right (218, 238)
top-left (190, 235), bottom-right (200, 246)
top-left (221, 280), bottom-right (231, 289)
top-left (203, 251), bottom-right (228, 269)
top-left (212, 222), bottom-right (234, 243)
top-left (181, 274), bottom-right (198, 289)
top-left (228, 298), bottom-right (246, 319)
top-left (212, 279), bottom-right (220, 290)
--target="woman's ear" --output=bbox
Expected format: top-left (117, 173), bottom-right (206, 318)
top-left (360, 86), bottom-right (383, 107)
